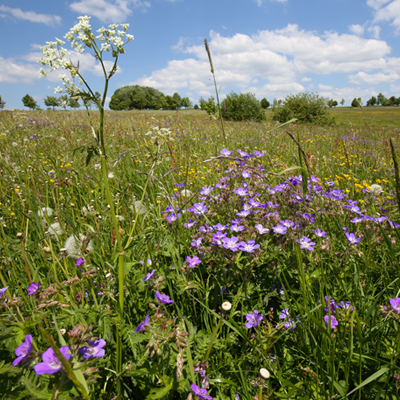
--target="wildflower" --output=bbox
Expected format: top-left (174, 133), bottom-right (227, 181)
top-left (181, 189), bottom-right (192, 197)
top-left (134, 314), bottom-right (150, 333)
top-left (34, 346), bottom-right (71, 375)
top-left (222, 301), bottom-right (232, 311)
top-left (345, 232), bottom-right (361, 245)
top-left (141, 269), bottom-right (156, 281)
top-left (107, 172), bottom-right (114, 179)
top-left (253, 150), bottom-right (265, 157)
top-left (390, 298), bottom-right (400, 313)
top-left (279, 219), bottom-right (295, 229)
top-left (187, 256), bottom-right (201, 268)
top-left (245, 310), bottom-right (263, 329)
top-left (75, 257), bottom-right (84, 266)
top-left (64, 234), bottom-right (94, 257)
top-left (297, 236), bottom-right (316, 251)
top-left (38, 207), bottom-right (53, 217)
top-left (12, 334), bottom-right (33, 366)
top-left (237, 149), bottom-right (248, 158)
top-left (239, 240), bottom-right (260, 253)
top-left (155, 291), bottom-right (174, 304)
top-left (78, 339), bottom-right (106, 359)
top-left (213, 223), bottom-right (227, 231)
top-left (324, 315), bottom-right (339, 329)
top-left (241, 170), bottom-right (251, 178)
top-left (212, 231), bottom-right (227, 245)
top-left (313, 228), bottom-right (326, 237)
top-left (48, 222), bottom-right (64, 237)
top-left (350, 216), bottom-right (365, 223)
top-left (230, 224), bottom-right (245, 232)
top-left (259, 368), bottom-right (270, 379)
top-left (191, 383), bottom-right (212, 400)
top-left (200, 185), bottom-right (214, 195)
top-left (184, 220), bottom-right (196, 229)
top-left (222, 236), bottom-right (244, 252)
top-left (324, 297), bottom-right (336, 313)
top-left (94, 163), bottom-right (101, 170)
top-left (284, 318), bottom-right (299, 329)
top-left (190, 202), bottom-right (207, 215)
top-left (235, 393), bottom-right (240, 400)
top-left (279, 309), bottom-right (289, 319)
top-left (369, 184), bottom-right (383, 196)
top-left (27, 282), bottom-right (40, 295)
top-left (255, 224), bottom-right (269, 234)
top-left (236, 210), bottom-right (251, 218)
top-left (166, 213), bottom-right (181, 222)
top-left (191, 237), bottom-right (203, 248)
top-left (272, 225), bottom-right (287, 235)
top-left (0, 286), bottom-right (9, 297)
top-left (235, 187), bottom-right (248, 197)
top-left (220, 148), bottom-right (232, 156)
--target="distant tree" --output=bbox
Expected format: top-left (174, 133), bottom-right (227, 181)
top-left (351, 98), bottom-right (361, 107)
top-left (158, 96), bottom-right (168, 110)
top-left (377, 93), bottom-right (386, 106)
top-left (131, 91), bottom-right (148, 109)
top-left (181, 97), bottom-right (192, 109)
top-left (260, 98), bottom-right (270, 109)
top-left (172, 92), bottom-right (182, 109)
top-left (44, 96), bottom-right (59, 110)
top-left (199, 96), bottom-right (218, 119)
top-left (109, 85), bottom-right (164, 110)
top-left (340, 99), bottom-right (345, 106)
top-left (366, 96), bottom-right (377, 106)
top-left (389, 96), bottom-right (397, 105)
top-left (165, 95), bottom-right (179, 110)
top-left (0, 95), bottom-right (5, 109)
top-left (327, 99), bottom-right (337, 108)
top-left (22, 94), bottom-right (37, 110)
top-left (194, 104), bottom-right (199, 110)
top-left (68, 97), bottom-right (80, 109)
top-left (332, 100), bottom-right (338, 107)
top-left (223, 92), bottom-right (266, 122)
top-left (395, 97), bottom-right (400, 106)
top-left (59, 95), bottom-right (69, 110)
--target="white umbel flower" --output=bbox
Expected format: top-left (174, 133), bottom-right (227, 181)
top-left (38, 207), bottom-right (53, 217)
top-left (64, 234), bottom-right (93, 257)
top-left (48, 222), bottom-right (63, 237)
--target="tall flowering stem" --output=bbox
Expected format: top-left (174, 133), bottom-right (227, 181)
top-left (389, 138), bottom-right (400, 217)
top-left (38, 16), bottom-right (134, 394)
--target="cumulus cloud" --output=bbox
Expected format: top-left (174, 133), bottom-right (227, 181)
top-left (0, 56), bottom-right (40, 84)
top-left (0, 5), bottom-right (61, 26)
top-left (348, 71), bottom-right (399, 84)
top-left (368, 25), bottom-right (381, 38)
top-left (69, 0), bottom-right (150, 23)
top-left (349, 24), bottom-right (364, 36)
top-left (367, 0), bottom-right (392, 10)
top-left (370, 0), bottom-right (400, 30)
top-left (301, 77), bottom-right (312, 82)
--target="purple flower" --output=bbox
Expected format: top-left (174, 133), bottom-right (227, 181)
top-left (279, 219), bottom-right (295, 229)
top-left (241, 170), bottom-right (251, 178)
top-left (285, 318), bottom-right (299, 329)
top-left (134, 314), bottom-right (150, 333)
top-left (297, 236), bottom-right (316, 251)
top-left (155, 291), bottom-right (174, 304)
top-left (200, 185), bottom-right (214, 195)
top-left (191, 383), bottom-right (212, 400)
top-left (237, 149), bottom-right (248, 158)
top-left (272, 225), bottom-right (287, 235)
top-left (235, 393), bottom-right (240, 400)
top-left (239, 240), bottom-right (260, 253)
top-left (141, 269), bottom-right (156, 281)
top-left (390, 298), bottom-right (400, 313)
top-left (191, 237), bottom-right (203, 248)
top-left (324, 315), bottom-right (339, 329)
top-left (245, 310), bottom-right (263, 329)
top-left (167, 213), bottom-right (181, 222)
top-left (78, 339), bottom-right (106, 359)
top-left (279, 309), bottom-right (289, 319)
top-left (75, 257), bottom-right (84, 266)
top-left (187, 256), bottom-right (201, 268)
top-left (184, 220), bottom-right (196, 229)
top-left (230, 224), bottom-right (245, 232)
top-left (255, 224), bottom-right (269, 234)
top-left (313, 228), bottom-right (326, 237)
top-left (34, 346), bottom-right (71, 375)
top-left (12, 334), bottom-right (33, 366)
top-left (0, 286), bottom-right (9, 297)
top-left (213, 223), bottom-right (228, 231)
top-left (190, 202), bottom-right (207, 215)
top-left (236, 210), bottom-right (251, 218)
top-left (212, 231), bottom-right (227, 245)
top-left (324, 296), bottom-right (336, 313)
top-left (345, 232), bottom-right (361, 245)
top-left (235, 187), bottom-right (248, 197)
top-left (27, 282), bottom-right (40, 295)
top-left (253, 150), bottom-right (265, 157)
top-left (220, 148), bottom-right (232, 156)
top-left (337, 301), bottom-right (353, 310)
top-left (222, 236), bottom-right (244, 252)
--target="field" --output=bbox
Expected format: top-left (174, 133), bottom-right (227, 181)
top-left (1, 106), bottom-right (400, 400)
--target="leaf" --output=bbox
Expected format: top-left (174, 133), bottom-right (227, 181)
top-left (24, 378), bottom-right (52, 400)
top-left (277, 166), bottom-right (302, 175)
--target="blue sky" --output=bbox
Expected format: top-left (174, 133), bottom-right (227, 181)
top-left (1, 0), bottom-right (400, 109)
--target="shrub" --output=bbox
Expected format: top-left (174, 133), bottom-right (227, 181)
top-left (272, 92), bottom-right (335, 125)
top-left (193, 104), bottom-right (199, 110)
top-left (260, 98), bottom-right (270, 109)
top-left (222, 92), bottom-right (266, 122)
top-left (351, 98), bottom-right (362, 107)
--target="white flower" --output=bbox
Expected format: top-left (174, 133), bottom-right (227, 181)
top-left (64, 234), bottom-right (93, 257)
top-left (369, 184), bottom-right (383, 196)
top-left (12, 142), bottom-right (18, 147)
top-left (180, 189), bottom-right (192, 197)
top-left (121, 24), bottom-right (129, 31)
top-left (54, 87), bottom-right (63, 94)
top-left (38, 207), bottom-right (53, 217)
top-left (48, 222), bottom-right (63, 237)
top-left (108, 172), bottom-right (115, 179)
top-left (259, 368), bottom-right (270, 379)
top-left (222, 302), bottom-right (232, 311)
top-left (94, 163), bottom-right (101, 170)
top-left (81, 205), bottom-right (95, 217)
top-left (126, 34), bottom-right (134, 42)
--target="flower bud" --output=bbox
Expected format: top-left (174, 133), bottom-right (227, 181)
top-left (259, 368), bottom-right (270, 379)
top-left (222, 301), bottom-right (232, 311)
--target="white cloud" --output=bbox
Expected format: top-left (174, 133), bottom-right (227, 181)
top-left (367, 0), bottom-right (392, 10)
top-left (349, 24), bottom-right (364, 36)
top-left (371, 0), bottom-right (400, 30)
top-left (368, 25), bottom-right (381, 38)
top-left (315, 86), bottom-right (379, 103)
top-left (348, 71), bottom-right (399, 84)
top-left (69, 0), bottom-right (150, 23)
top-left (0, 56), bottom-right (40, 84)
top-left (0, 5), bottom-right (61, 26)
top-left (301, 77), bottom-right (312, 82)
top-left (318, 84), bottom-right (333, 90)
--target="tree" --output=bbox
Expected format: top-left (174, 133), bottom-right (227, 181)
top-left (260, 98), bottom-right (270, 109)
top-left (351, 98), bottom-right (360, 107)
top-left (68, 97), bottom-right (80, 109)
top-left (272, 92), bottom-right (335, 126)
top-left (44, 96), bottom-right (60, 110)
top-left (165, 95), bottom-right (179, 110)
top-left (199, 96), bottom-right (218, 119)
top-left (181, 97), bottom-right (192, 109)
top-left (0, 95), bottom-right (5, 109)
top-left (109, 85), bottom-right (164, 110)
top-left (366, 96), bottom-right (377, 106)
top-left (172, 92), bottom-right (182, 109)
top-left (193, 104), bottom-right (199, 110)
top-left (340, 99), bottom-right (345, 106)
top-left (22, 94), bottom-right (37, 110)
top-left (131, 91), bottom-right (148, 109)
top-left (377, 93), bottom-right (386, 105)
top-left (223, 92), bottom-right (266, 122)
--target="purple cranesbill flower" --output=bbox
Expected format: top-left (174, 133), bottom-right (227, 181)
top-left (162, 205), bottom-right (175, 213)
top-left (279, 309), bottom-right (289, 319)
top-left (235, 393), bottom-right (240, 400)
top-left (231, 218), bottom-right (242, 225)
top-left (253, 150), bottom-right (265, 157)
top-left (239, 240), bottom-right (260, 253)
top-left (324, 296), bottom-right (336, 313)
top-left (0, 286), bottom-right (9, 297)
top-left (134, 314), bottom-right (150, 333)
top-left (345, 232), bottom-right (361, 245)
top-left (75, 257), bottom-right (84, 266)
top-left (190, 202), bottom-right (207, 215)
top-left (184, 220), bottom-right (196, 229)
top-left (213, 223), bottom-right (227, 231)
top-left (313, 228), bottom-right (326, 237)
top-left (237, 149), bottom-right (248, 157)
top-left (212, 231), bottom-right (227, 245)
top-left (220, 148), bottom-right (232, 156)
top-left (236, 210), bottom-right (251, 218)
top-left (285, 318), bottom-right (299, 329)
top-left (191, 383), bottom-right (212, 400)
top-left (248, 198), bottom-right (260, 207)
top-left (230, 224), bottom-right (245, 232)
top-left (191, 237), bottom-right (203, 248)
top-left (235, 187), bottom-right (248, 197)
top-left (222, 236), bottom-right (245, 252)
top-left (166, 212), bottom-right (181, 222)
top-left (255, 224), bottom-right (269, 234)
top-left (337, 301), bottom-right (353, 310)
top-left (155, 291), bottom-right (174, 304)
top-left (34, 346), bottom-right (71, 375)
top-left (390, 297), bottom-right (400, 313)
top-left (141, 269), bottom-right (156, 281)
top-left (187, 256), bottom-right (201, 268)
top-left (242, 203), bottom-right (252, 211)
top-left (241, 170), bottom-right (251, 178)
top-left (12, 334), bottom-right (33, 366)
top-left (272, 225), bottom-right (287, 235)
top-left (27, 282), bottom-right (40, 295)
top-left (297, 236), bottom-right (316, 251)
top-left (324, 315), bottom-right (339, 329)
top-left (78, 339), bottom-right (106, 359)
top-left (245, 310), bottom-right (263, 329)
top-left (200, 185), bottom-right (214, 195)
top-left (279, 219), bottom-right (295, 229)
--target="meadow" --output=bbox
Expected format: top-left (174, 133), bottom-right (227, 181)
top-left (1, 104), bottom-right (400, 400)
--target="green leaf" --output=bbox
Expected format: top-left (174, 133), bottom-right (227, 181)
top-left (277, 166), bottom-right (302, 175)
top-left (24, 378), bottom-right (52, 400)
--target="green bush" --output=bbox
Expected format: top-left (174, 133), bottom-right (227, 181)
top-left (260, 98), bottom-right (270, 109)
top-left (222, 92), bottom-right (266, 122)
top-left (272, 92), bottom-right (335, 125)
